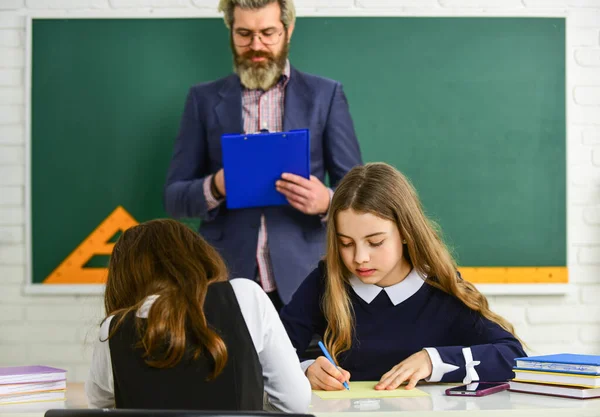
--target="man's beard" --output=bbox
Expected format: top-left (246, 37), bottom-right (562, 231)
top-left (233, 35), bottom-right (289, 91)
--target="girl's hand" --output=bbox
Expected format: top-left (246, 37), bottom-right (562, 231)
top-left (375, 350), bottom-right (432, 390)
top-left (306, 356), bottom-right (351, 391)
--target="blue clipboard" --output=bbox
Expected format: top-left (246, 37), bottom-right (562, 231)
top-left (221, 129), bottom-right (310, 209)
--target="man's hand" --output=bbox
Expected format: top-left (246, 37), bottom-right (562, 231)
top-left (214, 169), bottom-right (226, 197)
top-left (276, 173), bottom-right (330, 215)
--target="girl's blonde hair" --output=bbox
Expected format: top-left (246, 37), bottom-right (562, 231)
top-left (323, 162), bottom-right (518, 362)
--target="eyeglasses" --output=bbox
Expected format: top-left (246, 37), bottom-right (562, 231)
top-left (232, 28), bottom-right (285, 47)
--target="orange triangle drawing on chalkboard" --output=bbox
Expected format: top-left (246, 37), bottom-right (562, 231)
top-left (43, 206), bottom-right (138, 284)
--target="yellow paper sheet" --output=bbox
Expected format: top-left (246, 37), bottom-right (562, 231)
top-left (313, 381), bottom-right (429, 399)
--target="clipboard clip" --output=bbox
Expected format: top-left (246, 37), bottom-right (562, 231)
top-left (259, 129), bottom-right (286, 138)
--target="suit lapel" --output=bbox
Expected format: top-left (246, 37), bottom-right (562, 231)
top-left (283, 67), bottom-right (312, 132)
top-left (215, 75), bottom-right (243, 134)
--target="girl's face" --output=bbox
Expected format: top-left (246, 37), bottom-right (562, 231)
top-left (335, 209), bottom-right (411, 287)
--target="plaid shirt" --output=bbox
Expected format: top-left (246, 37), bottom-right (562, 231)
top-left (203, 61), bottom-right (291, 293)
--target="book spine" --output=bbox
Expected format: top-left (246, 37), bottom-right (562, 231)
top-left (0, 381), bottom-right (66, 395)
top-left (516, 361), bottom-right (600, 375)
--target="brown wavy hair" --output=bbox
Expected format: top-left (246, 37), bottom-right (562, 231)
top-left (104, 219), bottom-right (228, 379)
top-left (323, 162), bottom-right (519, 362)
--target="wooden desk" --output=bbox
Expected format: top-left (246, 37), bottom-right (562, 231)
top-left (2, 383), bottom-right (600, 417)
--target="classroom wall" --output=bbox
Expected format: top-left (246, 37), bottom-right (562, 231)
top-left (0, 0), bottom-right (599, 382)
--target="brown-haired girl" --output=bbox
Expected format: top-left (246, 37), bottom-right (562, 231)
top-left (86, 219), bottom-right (310, 411)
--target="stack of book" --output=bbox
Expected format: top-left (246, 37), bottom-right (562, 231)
top-left (0, 365), bottom-right (67, 406)
top-left (509, 353), bottom-right (600, 400)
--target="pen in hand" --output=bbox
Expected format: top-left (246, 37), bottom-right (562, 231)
top-left (317, 341), bottom-right (350, 390)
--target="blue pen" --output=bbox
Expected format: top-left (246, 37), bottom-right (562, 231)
top-left (318, 341), bottom-right (350, 390)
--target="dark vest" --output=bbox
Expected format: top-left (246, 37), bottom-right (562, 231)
top-left (108, 281), bottom-right (263, 410)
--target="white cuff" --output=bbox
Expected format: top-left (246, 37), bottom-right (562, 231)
top-left (300, 360), bottom-right (315, 375)
top-left (424, 348), bottom-right (459, 382)
top-left (462, 347), bottom-right (481, 384)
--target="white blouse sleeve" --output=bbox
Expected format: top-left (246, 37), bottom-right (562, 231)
top-left (230, 279), bottom-right (311, 414)
top-left (85, 315), bottom-right (115, 408)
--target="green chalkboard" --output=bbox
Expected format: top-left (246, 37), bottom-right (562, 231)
top-left (31, 17), bottom-right (566, 285)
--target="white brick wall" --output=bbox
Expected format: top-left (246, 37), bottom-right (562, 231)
top-left (0, 125), bottom-right (24, 144)
top-left (0, 186), bottom-right (22, 205)
top-left (25, 0), bottom-right (109, 8)
top-left (0, 69), bottom-right (21, 86)
top-left (0, 0), bottom-right (599, 382)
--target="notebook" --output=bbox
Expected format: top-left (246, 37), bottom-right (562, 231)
top-left (0, 366), bottom-right (66, 385)
top-left (0, 380), bottom-right (66, 396)
top-left (0, 390), bottom-right (66, 406)
top-left (509, 380), bottom-right (600, 399)
top-left (513, 369), bottom-right (600, 388)
top-left (312, 381), bottom-right (429, 399)
top-left (515, 354), bottom-right (600, 375)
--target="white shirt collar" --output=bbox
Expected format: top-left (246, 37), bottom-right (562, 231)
top-left (349, 268), bottom-right (425, 306)
top-left (136, 295), bottom-right (159, 318)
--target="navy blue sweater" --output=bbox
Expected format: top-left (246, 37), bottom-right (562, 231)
top-left (280, 261), bottom-right (526, 382)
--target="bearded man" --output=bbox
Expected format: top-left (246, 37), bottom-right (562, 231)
top-left (164, 0), bottom-right (362, 310)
